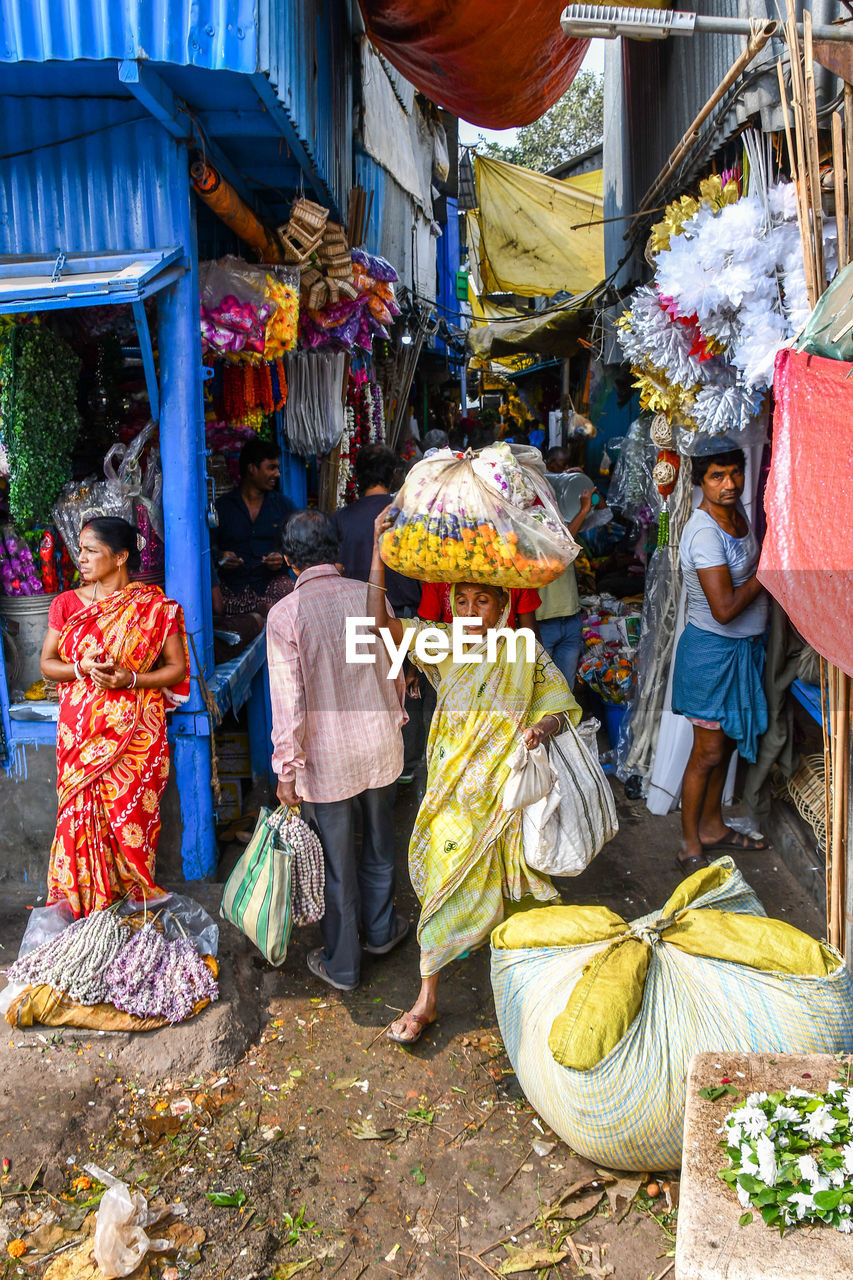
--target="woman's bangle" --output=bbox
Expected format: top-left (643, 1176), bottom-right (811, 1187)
top-left (74, 661), bottom-right (84, 681)
top-left (368, 581), bottom-right (388, 592)
top-left (127, 671), bottom-right (138, 690)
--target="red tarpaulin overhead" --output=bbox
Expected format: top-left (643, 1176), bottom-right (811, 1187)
top-left (759, 347), bottom-right (853, 678)
top-left (358, 1), bottom-right (588, 129)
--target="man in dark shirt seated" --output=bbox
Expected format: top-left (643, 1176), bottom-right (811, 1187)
top-left (212, 438), bottom-right (299, 619)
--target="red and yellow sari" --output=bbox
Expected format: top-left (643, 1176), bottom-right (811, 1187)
top-left (47, 583), bottom-right (190, 917)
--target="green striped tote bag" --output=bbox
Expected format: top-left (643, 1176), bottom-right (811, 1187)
top-left (220, 806), bottom-right (294, 966)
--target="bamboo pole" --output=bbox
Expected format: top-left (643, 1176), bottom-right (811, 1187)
top-left (802, 11), bottom-right (827, 289)
top-left (830, 674), bottom-right (849, 950)
top-left (637, 21), bottom-right (778, 214)
top-left (840, 81), bottom-right (845, 262)
top-left (821, 658), bottom-right (833, 928)
top-left (777, 58), bottom-right (820, 307)
top-left (785, 4), bottom-right (822, 306)
top-left (832, 112), bottom-right (848, 272)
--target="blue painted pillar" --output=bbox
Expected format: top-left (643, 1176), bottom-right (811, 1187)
top-left (157, 174), bottom-right (217, 881)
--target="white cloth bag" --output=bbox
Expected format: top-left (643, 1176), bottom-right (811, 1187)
top-left (501, 741), bottom-right (554, 811)
top-left (522, 720), bottom-right (618, 875)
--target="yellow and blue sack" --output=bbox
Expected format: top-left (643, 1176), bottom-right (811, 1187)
top-left (490, 857), bottom-right (853, 1171)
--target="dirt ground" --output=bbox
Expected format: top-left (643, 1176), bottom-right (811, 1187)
top-left (0, 771), bottom-right (824, 1280)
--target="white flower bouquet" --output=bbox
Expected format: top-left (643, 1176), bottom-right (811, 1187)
top-left (719, 1081), bottom-right (853, 1234)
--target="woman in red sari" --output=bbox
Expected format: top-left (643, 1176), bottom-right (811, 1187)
top-left (40, 517), bottom-right (189, 916)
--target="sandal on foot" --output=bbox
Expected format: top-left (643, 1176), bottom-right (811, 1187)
top-left (386, 1010), bottom-right (435, 1046)
top-left (306, 948), bottom-right (358, 993)
top-left (675, 853), bottom-right (709, 874)
top-left (701, 828), bottom-right (772, 853)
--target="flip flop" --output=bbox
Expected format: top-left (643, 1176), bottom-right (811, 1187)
top-left (701, 829), bottom-right (772, 853)
top-left (306, 948), bottom-right (358, 993)
top-left (386, 1010), bottom-right (435, 1046)
top-left (675, 853), bottom-right (709, 874)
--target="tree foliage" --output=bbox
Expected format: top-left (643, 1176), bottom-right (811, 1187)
top-left (477, 71), bottom-right (603, 173)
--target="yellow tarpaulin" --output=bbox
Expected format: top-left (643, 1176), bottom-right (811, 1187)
top-left (473, 155), bottom-right (605, 298)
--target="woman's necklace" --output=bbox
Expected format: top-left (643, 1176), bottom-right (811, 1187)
top-left (90, 581), bottom-right (98, 604)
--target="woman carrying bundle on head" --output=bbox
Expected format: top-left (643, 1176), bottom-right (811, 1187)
top-left (40, 517), bottom-right (189, 917)
top-left (368, 507), bottom-right (581, 1046)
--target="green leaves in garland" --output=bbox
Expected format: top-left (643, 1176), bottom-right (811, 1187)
top-left (0, 323), bottom-right (82, 526)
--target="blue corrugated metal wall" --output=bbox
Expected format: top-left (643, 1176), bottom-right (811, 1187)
top-left (0, 105), bottom-right (182, 252)
top-left (354, 148), bottom-right (386, 256)
top-left (261, 0), bottom-right (354, 210)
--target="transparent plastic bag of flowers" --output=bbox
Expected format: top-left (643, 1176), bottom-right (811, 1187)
top-left (380, 443), bottom-right (579, 588)
top-left (199, 256), bottom-right (299, 361)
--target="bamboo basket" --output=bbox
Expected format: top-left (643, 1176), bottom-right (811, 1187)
top-left (786, 753), bottom-right (827, 852)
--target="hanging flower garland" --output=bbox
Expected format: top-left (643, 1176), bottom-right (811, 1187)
top-left (336, 369), bottom-right (386, 507)
top-left (0, 324), bottom-right (82, 526)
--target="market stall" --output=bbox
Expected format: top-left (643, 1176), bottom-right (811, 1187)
top-left (607, 138), bottom-right (837, 866)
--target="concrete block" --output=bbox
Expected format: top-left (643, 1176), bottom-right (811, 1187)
top-left (677, 1051), bottom-right (852, 1280)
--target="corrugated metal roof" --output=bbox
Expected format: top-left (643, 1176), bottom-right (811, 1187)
top-left (0, 0), bottom-right (355, 212)
top-left (0, 104), bottom-right (189, 255)
top-left (0, 0), bottom-right (259, 69)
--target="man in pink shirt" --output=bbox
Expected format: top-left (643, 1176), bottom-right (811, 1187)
top-left (268, 510), bottom-right (409, 992)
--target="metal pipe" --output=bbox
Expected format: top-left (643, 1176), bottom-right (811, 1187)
top-left (692, 13), bottom-right (852, 41)
top-left (561, 5), bottom-right (853, 42)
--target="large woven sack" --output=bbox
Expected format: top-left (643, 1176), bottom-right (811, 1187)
top-left (491, 858), bottom-right (853, 1171)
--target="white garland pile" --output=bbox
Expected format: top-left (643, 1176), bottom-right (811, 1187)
top-left (8, 910), bottom-right (127, 1005)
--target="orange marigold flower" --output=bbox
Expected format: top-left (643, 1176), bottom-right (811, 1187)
top-left (7, 1239), bottom-right (27, 1258)
top-left (71, 1174), bottom-right (92, 1191)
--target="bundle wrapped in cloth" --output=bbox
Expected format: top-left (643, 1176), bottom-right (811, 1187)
top-left (380, 443), bottom-right (578, 587)
top-left (491, 858), bottom-right (853, 1171)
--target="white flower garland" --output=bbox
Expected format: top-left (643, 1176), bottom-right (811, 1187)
top-left (719, 1084), bottom-right (853, 1233)
top-left (336, 404), bottom-right (356, 508)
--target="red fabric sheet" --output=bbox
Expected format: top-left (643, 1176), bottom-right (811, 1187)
top-left (358, 2), bottom-right (588, 129)
top-left (759, 347), bottom-right (853, 678)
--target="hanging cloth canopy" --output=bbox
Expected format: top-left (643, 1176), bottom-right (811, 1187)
top-left (472, 156), bottom-right (605, 298)
top-left (358, 0), bottom-right (588, 129)
top-left (466, 292), bottom-right (597, 360)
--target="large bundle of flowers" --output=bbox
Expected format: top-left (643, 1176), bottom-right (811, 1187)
top-left (381, 443), bottom-right (578, 587)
